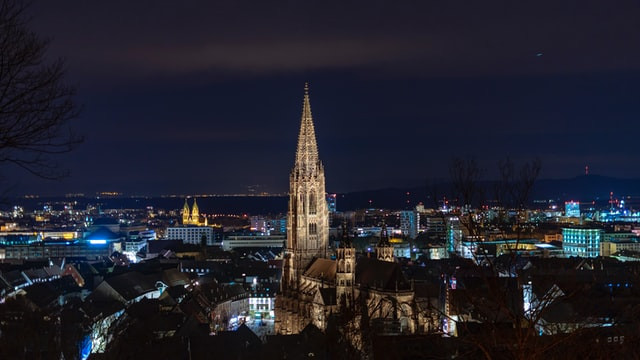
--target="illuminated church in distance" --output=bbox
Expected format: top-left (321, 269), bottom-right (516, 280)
top-left (182, 198), bottom-right (206, 226)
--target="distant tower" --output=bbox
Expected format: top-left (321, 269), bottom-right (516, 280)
top-left (182, 198), bottom-right (201, 225)
top-left (182, 198), bottom-right (190, 224)
top-left (610, 192), bottom-right (614, 211)
top-left (376, 222), bottom-right (394, 262)
top-left (336, 222), bottom-right (355, 308)
top-left (282, 83), bottom-right (329, 292)
top-left (585, 165), bottom-right (589, 176)
top-left (191, 198), bottom-right (199, 221)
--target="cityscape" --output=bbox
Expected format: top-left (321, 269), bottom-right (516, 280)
top-left (2, 1), bottom-right (640, 359)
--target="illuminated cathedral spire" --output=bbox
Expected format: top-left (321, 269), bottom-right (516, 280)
top-left (294, 82), bottom-right (320, 177)
top-left (276, 85), bottom-right (417, 337)
top-left (282, 83), bottom-right (329, 292)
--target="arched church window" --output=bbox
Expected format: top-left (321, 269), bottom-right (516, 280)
top-left (309, 223), bottom-right (317, 234)
top-left (309, 191), bottom-right (316, 214)
top-left (346, 262), bottom-right (351, 272)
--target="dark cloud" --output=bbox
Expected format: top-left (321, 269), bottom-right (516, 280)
top-left (9, 0), bottom-right (640, 196)
top-left (31, 0), bottom-right (640, 79)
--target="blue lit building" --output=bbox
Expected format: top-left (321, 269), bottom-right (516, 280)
top-left (446, 217), bottom-right (462, 254)
top-left (597, 210), bottom-right (640, 222)
top-left (84, 226), bottom-right (122, 245)
top-left (0, 234), bottom-right (39, 245)
top-left (400, 210), bottom-right (419, 239)
top-left (327, 193), bottom-right (337, 213)
top-left (1, 240), bottom-right (110, 260)
top-left (565, 201), bottom-right (580, 217)
top-left (562, 227), bottom-right (603, 257)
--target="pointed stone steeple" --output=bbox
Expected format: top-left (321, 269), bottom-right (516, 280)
top-left (339, 221), bottom-right (353, 248)
top-left (376, 221), bottom-right (394, 262)
top-left (378, 222), bottom-right (391, 247)
top-left (182, 198), bottom-right (190, 225)
top-left (294, 83), bottom-right (320, 177)
top-left (281, 83), bottom-right (329, 293)
top-left (191, 198), bottom-right (199, 219)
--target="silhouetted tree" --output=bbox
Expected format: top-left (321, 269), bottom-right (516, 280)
top-left (449, 157), bottom-right (486, 240)
top-left (433, 158), bottom-right (627, 360)
top-left (0, 0), bottom-right (81, 179)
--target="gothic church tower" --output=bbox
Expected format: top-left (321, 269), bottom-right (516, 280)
top-left (182, 198), bottom-right (201, 225)
top-left (182, 198), bottom-right (191, 224)
top-left (336, 223), bottom-right (355, 308)
top-left (191, 198), bottom-right (199, 220)
top-left (282, 83), bottom-right (329, 292)
top-left (376, 222), bottom-right (394, 262)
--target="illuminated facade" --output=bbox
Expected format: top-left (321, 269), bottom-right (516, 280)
top-left (166, 226), bottom-right (216, 245)
top-left (275, 84), bottom-right (330, 334)
top-left (122, 231), bottom-right (155, 263)
top-left (281, 83), bottom-right (330, 295)
top-left (222, 233), bottom-right (285, 250)
top-left (375, 223), bottom-right (394, 262)
top-left (0, 241), bottom-right (110, 260)
top-left (182, 198), bottom-right (206, 226)
top-left (399, 210), bottom-right (419, 239)
top-left (275, 85), bottom-right (421, 339)
top-left (562, 228), bottom-right (603, 257)
top-left (600, 238), bottom-right (640, 257)
top-left (565, 201), bottom-right (580, 218)
top-left (250, 215), bottom-right (286, 235)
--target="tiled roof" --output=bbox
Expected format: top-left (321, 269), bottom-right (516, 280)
top-left (317, 287), bottom-right (337, 305)
top-left (303, 258), bottom-right (336, 281)
top-left (355, 257), bottom-right (411, 291)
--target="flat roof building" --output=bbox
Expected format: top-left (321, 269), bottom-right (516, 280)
top-left (562, 228), bottom-right (604, 258)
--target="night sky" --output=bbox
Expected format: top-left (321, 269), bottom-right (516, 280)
top-left (13, 0), bottom-right (640, 195)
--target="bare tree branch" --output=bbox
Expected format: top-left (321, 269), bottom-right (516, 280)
top-left (0, 0), bottom-right (82, 180)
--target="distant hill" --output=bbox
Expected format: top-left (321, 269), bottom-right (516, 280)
top-left (335, 175), bottom-right (640, 211)
top-left (533, 175), bottom-right (640, 201)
